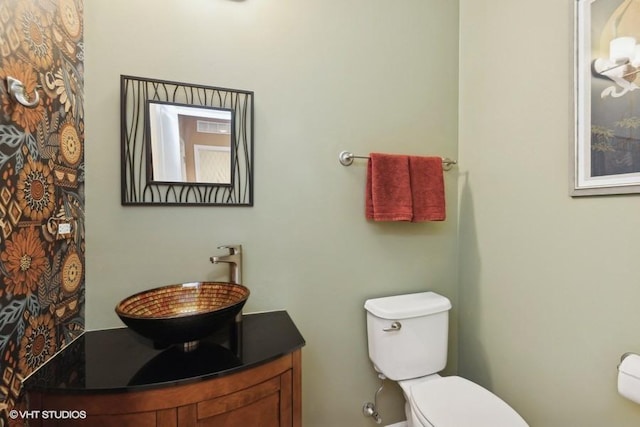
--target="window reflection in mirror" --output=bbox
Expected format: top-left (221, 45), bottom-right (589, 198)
top-left (147, 101), bottom-right (234, 185)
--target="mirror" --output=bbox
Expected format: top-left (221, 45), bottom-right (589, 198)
top-left (147, 101), bottom-right (234, 185)
top-left (121, 75), bottom-right (254, 206)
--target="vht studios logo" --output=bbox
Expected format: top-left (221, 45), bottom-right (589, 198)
top-left (9, 409), bottom-right (87, 420)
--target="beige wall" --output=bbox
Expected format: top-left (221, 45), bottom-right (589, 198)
top-left (459, 0), bottom-right (640, 425)
top-left (84, 1), bottom-right (459, 426)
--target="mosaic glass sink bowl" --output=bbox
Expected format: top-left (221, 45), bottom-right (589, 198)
top-left (115, 282), bottom-right (250, 350)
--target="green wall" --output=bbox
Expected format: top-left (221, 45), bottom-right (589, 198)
top-left (84, 0), bottom-right (640, 425)
top-left (84, 1), bottom-right (459, 426)
top-left (459, 0), bottom-right (640, 425)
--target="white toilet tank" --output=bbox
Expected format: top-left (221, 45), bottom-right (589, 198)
top-left (365, 292), bottom-right (452, 381)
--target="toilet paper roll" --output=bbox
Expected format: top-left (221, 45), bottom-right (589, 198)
top-left (618, 353), bottom-right (640, 404)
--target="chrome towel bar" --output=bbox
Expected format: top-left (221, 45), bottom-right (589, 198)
top-left (338, 151), bottom-right (457, 171)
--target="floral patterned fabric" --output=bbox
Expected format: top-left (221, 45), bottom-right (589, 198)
top-left (0, 0), bottom-right (84, 417)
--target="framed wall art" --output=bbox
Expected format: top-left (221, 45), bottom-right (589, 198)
top-left (574, 0), bottom-right (640, 195)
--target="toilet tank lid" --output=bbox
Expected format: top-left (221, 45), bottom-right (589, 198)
top-left (364, 292), bottom-right (451, 319)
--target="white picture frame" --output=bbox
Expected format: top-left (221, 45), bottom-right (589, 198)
top-left (573, 0), bottom-right (640, 196)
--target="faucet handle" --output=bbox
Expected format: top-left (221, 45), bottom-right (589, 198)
top-left (217, 244), bottom-right (242, 254)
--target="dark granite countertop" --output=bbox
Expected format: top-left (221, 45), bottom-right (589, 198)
top-left (23, 310), bottom-right (305, 394)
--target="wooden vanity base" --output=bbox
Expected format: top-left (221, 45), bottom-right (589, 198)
top-left (28, 349), bottom-right (302, 427)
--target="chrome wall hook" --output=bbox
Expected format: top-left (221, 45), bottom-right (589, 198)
top-left (6, 76), bottom-right (40, 108)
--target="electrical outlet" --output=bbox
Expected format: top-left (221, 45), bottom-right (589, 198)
top-left (55, 221), bottom-right (73, 240)
top-left (58, 222), bottom-right (71, 234)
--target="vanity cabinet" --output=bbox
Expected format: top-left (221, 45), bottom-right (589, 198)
top-left (29, 349), bottom-right (301, 427)
top-left (23, 311), bottom-right (305, 427)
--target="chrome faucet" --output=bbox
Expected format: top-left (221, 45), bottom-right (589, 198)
top-left (210, 244), bottom-right (242, 284)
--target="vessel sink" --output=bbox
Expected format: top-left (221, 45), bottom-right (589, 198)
top-left (115, 282), bottom-right (249, 350)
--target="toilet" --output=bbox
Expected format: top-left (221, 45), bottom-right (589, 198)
top-left (364, 291), bottom-right (528, 427)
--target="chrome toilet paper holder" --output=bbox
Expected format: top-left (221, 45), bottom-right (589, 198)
top-left (619, 352), bottom-right (639, 367)
top-left (618, 351), bottom-right (640, 405)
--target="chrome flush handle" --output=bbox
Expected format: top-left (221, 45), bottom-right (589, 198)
top-left (6, 76), bottom-right (40, 108)
top-left (383, 321), bottom-right (402, 332)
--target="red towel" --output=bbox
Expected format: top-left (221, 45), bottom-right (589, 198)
top-left (409, 156), bottom-right (446, 222)
top-left (365, 153), bottom-right (446, 222)
top-left (366, 153), bottom-right (413, 221)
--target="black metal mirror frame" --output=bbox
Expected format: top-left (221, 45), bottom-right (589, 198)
top-left (121, 75), bottom-right (254, 206)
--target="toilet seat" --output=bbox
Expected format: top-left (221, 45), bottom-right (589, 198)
top-left (409, 376), bottom-right (528, 427)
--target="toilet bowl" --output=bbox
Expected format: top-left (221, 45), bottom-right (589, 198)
top-left (364, 292), bottom-right (528, 427)
top-left (401, 376), bottom-right (528, 427)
